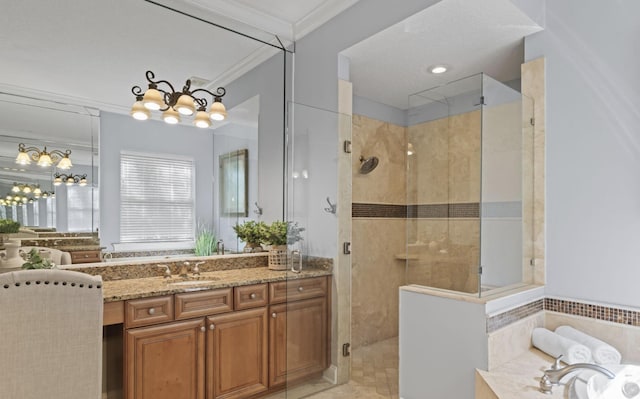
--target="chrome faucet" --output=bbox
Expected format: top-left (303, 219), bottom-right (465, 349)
top-left (217, 240), bottom-right (224, 255)
top-left (540, 356), bottom-right (615, 394)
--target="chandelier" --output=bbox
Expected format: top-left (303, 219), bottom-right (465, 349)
top-left (2, 193), bottom-right (38, 206)
top-left (12, 182), bottom-right (42, 196)
top-left (15, 143), bottom-right (73, 169)
top-left (130, 70), bottom-right (227, 128)
top-left (53, 173), bottom-right (88, 187)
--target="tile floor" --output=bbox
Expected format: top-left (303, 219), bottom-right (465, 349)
top-left (268, 336), bottom-right (399, 399)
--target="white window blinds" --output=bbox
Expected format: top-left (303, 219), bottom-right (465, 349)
top-left (67, 186), bottom-right (98, 232)
top-left (120, 152), bottom-right (195, 243)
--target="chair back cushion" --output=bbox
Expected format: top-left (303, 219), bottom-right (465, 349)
top-left (0, 269), bottom-right (103, 399)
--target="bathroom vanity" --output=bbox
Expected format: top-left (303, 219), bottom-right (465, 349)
top-left (74, 254), bottom-right (332, 399)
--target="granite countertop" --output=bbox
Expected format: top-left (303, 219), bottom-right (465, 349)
top-left (58, 245), bottom-right (104, 252)
top-left (102, 267), bottom-right (332, 302)
top-left (477, 349), bottom-right (569, 399)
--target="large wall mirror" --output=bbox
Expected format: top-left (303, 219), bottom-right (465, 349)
top-left (0, 0), bottom-right (291, 257)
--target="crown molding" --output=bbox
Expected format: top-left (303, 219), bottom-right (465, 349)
top-left (293, 0), bottom-right (360, 39)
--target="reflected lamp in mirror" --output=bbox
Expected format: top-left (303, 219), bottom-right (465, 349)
top-left (15, 143), bottom-right (72, 169)
top-left (219, 149), bottom-right (248, 217)
top-left (130, 70), bottom-right (227, 127)
top-left (53, 173), bottom-right (88, 187)
top-left (11, 183), bottom-right (42, 196)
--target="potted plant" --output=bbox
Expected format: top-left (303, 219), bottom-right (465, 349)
top-left (263, 221), bottom-right (305, 270)
top-left (194, 224), bottom-right (217, 256)
top-left (21, 248), bottom-right (54, 270)
top-left (0, 219), bottom-right (21, 249)
top-left (233, 220), bottom-right (268, 253)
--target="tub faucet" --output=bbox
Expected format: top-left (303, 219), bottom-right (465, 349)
top-left (540, 355), bottom-right (615, 394)
top-left (217, 240), bottom-right (224, 255)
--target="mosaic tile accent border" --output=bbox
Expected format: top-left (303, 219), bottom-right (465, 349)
top-left (487, 299), bottom-right (544, 333)
top-left (545, 298), bottom-right (640, 327)
top-left (487, 297), bottom-right (640, 333)
top-left (353, 202), bottom-right (479, 218)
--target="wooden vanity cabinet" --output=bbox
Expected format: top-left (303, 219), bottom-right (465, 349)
top-left (125, 318), bottom-right (206, 399)
top-left (123, 277), bottom-right (329, 399)
top-left (269, 278), bottom-right (329, 387)
top-left (70, 249), bottom-right (102, 263)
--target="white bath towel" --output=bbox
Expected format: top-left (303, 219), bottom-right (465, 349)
top-left (555, 325), bottom-right (622, 365)
top-left (532, 327), bottom-right (592, 364)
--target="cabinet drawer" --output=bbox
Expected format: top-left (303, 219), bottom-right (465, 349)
top-left (234, 284), bottom-right (268, 310)
top-left (269, 277), bottom-right (327, 304)
top-left (175, 288), bottom-right (233, 320)
top-left (125, 295), bottom-right (174, 328)
top-left (70, 250), bottom-right (102, 264)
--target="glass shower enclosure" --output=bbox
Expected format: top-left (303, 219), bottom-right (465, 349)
top-left (406, 73), bottom-right (534, 296)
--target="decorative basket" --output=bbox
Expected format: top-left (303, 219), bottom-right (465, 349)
top-left (268, 245), bottom-right (288, 270)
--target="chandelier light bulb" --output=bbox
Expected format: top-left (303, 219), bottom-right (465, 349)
top-left (142, 87), bottom-right (164, 110)
top-left (194, 110), bottom-right (211, 128)
top-left (53, 176), bottom-right (62, 186)
top-left (15, 149), bottom-right (31, 165)
top-left (11, 184), bottom-right (20, 193)
top-left (175, 94), bottom-right (196, 116)
top-left (22, 185), bottom-right (31, 194)
top-left (209, 100), bottom-right (227, 121)
top-left (37, 151), bottom-right (53, 167)
top-left (65, 177), bottom-right (74, 186)
top-left (57, 153), bottom-right (73, 170)
top-left (79, 177), bottom-right (88, 186)
top-left (130, 100), bottom-right (150, 120)
top-left (33, 186), bottom-right (42, 195)
top-left (163, 108), bottom-right (181, 124)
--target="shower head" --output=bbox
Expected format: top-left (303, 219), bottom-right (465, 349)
top-left (359, 155), bottom-right (379, 174)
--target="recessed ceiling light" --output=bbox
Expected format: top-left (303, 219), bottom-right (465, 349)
top-left (429, 65), bottom-right (449, 74)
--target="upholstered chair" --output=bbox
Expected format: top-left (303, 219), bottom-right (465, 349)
top-left (19, 246), bottom-right (73, 265)
top-left (0, 269), bottom-right (103, 399)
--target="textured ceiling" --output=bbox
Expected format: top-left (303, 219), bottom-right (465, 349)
top-left (341, 0), bottom-right (543, 109)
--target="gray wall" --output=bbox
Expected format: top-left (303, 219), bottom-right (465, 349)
top-left (99, 112), bottom-right (214, 250)
top-left (525, 0), bottom-right (640, 308)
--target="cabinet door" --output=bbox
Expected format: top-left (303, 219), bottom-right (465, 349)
top-left (125, 318), bottom-right (205, 399)
top-left (207, 307), bottom-right (268, 399)
top-left (269, 297), bottom-right (328, 387)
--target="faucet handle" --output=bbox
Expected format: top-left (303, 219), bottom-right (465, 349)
top-left (552, 355), bottom-right (563, 370)
top-left (157, 264), bottom-right (171, 278)
top-left (193, 261), bottom-right (205, 276)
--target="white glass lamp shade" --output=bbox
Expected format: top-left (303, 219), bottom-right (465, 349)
top-left (130, 101), bottom-right (150, 120)
top-left (15, 150), bottom-right (31, 165)
top-left (162, 108), bottom-right (181, 124)
top-left (11, 184), bottom-right (20, 193)
top-left (175, 94), bottom-right (196, 116)
top-left (53, 176), bottom-right (63, 186)
top-left (41, 192), bottom-right (49, 198)
top-left (194, 110), bottom-right (211, 128)
top-left (209, 100), bottom-right (227, 121)
top-left (65, 177), bottom-right (75, 186)
top-left (22, 185), bottom-right (31, 194)
top-left (21, 197), bottom-right (28, 203)
top-left (37, 152), bottom-right (53, 167)
top-left (33, 186), bottom-right (42, 195)
top-left (79, 177), bottom-right (88, 186)
top-left (56, 154), bottom-right (73, 170)
top-left (142, 88), bottom-right (164, 110)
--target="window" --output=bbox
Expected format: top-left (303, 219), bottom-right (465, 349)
top-left (120, 152), bottom-right (195, 243)
top-left (67, 186), bottom-right (98, 232)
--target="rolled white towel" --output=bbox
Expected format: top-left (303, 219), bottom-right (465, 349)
top-left (555, 325), bottom-right (622, 365)
top-left (532, 327), bottom-right (592, 364)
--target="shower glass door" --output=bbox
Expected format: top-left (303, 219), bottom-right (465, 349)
top-left (280, 101), bottom-right (352, 398)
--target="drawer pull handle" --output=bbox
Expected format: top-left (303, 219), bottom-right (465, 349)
top-left (210, 324), bottom-right (215, 330)
top-left (200, 326), bottom-right (206, 332)
top-left (148, 308), bottom-right (156, 315)
top-left (271, 313), bottom-right (277, 318)
top-left (298, 286), bottom-right (304, 292)
top-left (249, 293), bottom-right (257, 299)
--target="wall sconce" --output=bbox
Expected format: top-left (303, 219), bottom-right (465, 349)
top-left (15, 143), bottom-right (73, 169)
top-left (53, 173), bottom-right (88, 187)
top-left (12, 183), bottom-right (42, 196)
top-left (130, 70), bottom-right (227, 128)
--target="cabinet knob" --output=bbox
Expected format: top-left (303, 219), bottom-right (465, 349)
top-left (271, 312), bottom-right (277, 318)
top-left (210, 324), bottom-right (215, 330)
top-left (298, 286), bottom-right (304, 292)
top-left (250, 293), bottom-right (257, 299)
top-left (148, 308), bottom-right (155, 315)
top-left (200, 326), bottom-right (206, 332)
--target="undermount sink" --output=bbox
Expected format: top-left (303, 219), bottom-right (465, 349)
top-left (571, 365), bottom-right (640, 399)
top-left (168, 279), bottom-right (217, 286)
